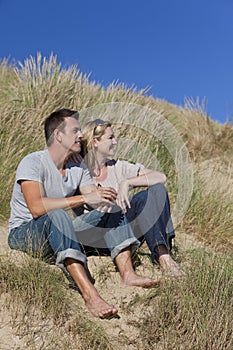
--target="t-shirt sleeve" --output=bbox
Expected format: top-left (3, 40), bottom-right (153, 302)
top-left (119, 160), bottom-right (145, 179)
top-left (16, 153), bottom-right (43, 184)
top-left (78, 163), bottom-right (94, 188)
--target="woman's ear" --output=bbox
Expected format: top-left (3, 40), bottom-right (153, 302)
top-left (93, 137), bottom-right (98, 148)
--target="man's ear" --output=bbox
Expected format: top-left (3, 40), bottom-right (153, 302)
top-left (54, 129), bottom-right (62, 143)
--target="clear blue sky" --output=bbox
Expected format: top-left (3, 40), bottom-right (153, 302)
top-left (1, 0), bottom-right (233, 124)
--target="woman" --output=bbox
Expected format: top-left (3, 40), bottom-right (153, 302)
top-left (81, 119), bottom-right (185, 276)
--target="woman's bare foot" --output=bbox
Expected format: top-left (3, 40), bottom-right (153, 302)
top-left (158, 254), bottom-right (185, 277)
top-left (121, 272), bottom-right (160, 288)
top-left (85, 294), bottom-right (118, 318)
top-left (115, 248), bottom-right (159, 288)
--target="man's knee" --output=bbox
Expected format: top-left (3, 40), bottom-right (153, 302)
top-left (49, 208), bottom-right (69, 219)
top-left (48, 209), bottom-right (72, 228)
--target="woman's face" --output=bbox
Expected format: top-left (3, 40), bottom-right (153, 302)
top-left (94, 126), bottom-right (117, 157)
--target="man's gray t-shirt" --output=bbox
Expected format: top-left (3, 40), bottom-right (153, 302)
top-left (9, 150), bottom-right (94, 231)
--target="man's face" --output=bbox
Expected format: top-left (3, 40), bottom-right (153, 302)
top-left (59, 117), bottom-right (83, 154)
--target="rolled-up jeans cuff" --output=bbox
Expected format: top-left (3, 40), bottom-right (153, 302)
top-left (56, 248), bottom-right (87, 273)
top-left (111, 238), bottom-right (140, 260)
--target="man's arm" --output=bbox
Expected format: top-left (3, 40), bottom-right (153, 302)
top-left (21, 180), bottom-right (86, 218)
top-left (21, 181), bottom-right (117, 218)
top-left (80, 184), bottom-right (117, 212)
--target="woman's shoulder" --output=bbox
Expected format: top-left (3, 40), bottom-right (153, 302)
top-left (106, 158), bottom-right (132, 169)
top-left (106, 159), bottom-right (117, 166)
top-left (106, 158), bottom-right (144, 172)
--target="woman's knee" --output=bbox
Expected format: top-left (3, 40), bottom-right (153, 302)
top-left (150, 183), bottom-right (167, 192)
top-left (149, 183), bottom-right (167, 196)
top-left (131, 189), bottom-right (147, 204)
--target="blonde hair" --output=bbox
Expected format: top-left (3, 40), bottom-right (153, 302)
top-left (81, 119), bottom-right (112, 169)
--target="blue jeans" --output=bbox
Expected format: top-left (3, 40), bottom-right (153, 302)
top-left (8, 208), bottom-right (139, 271)
top-left (126, 184), bottom-right (175, 261)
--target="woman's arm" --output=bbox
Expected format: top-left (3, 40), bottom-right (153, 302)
top-left (116, 167), bottom-right (166, 213)
top-left (125, 167), bottom-right (166, 187)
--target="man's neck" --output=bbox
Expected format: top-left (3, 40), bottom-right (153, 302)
top-left (48, 146), bottom-right (70, 171)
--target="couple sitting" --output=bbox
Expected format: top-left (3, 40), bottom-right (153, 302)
top-left (8, 108), bottom-right (184, 319)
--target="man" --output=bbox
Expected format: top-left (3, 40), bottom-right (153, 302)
top-left (8, 108), bottom-right (158, 318)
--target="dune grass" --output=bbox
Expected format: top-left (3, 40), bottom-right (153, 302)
top-left (0, 254), bottom-right (112, 350)
top-left (180, 174), bottom-right (233, 253)
top-left (1, 248), bottom-right (232, 350)
top-left (133, 249), bottom-right (233, 350)
top-left (0, 54), bottom-right (233, 349)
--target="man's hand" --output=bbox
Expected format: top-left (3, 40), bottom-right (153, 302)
top-left (82, 185), bottom-right (117, 212)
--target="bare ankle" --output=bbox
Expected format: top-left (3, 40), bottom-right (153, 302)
top-left (82, 287), bottom-right (100, 303)
top-left (157, 244), bottom-right (170, 257)
top-left (158, 254), bottom-right (185, 277)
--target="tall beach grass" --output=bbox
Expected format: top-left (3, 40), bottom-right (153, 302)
top-left (0, 53), bottom-right (232, 349)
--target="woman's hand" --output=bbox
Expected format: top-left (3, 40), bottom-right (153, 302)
top-left (95, 185), bottom-right (117, 212)
top-left (116, 180), bottom-right (131, 213)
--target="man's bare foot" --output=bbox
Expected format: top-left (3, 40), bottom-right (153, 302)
top-left (158, 254), bottom-right (185, 277)
top-left (85, 295), bottom-right (118, 318)
top-left (122, 272), bottom-right (160, 288)
top-left (65, 259), bottom-right (118, 318)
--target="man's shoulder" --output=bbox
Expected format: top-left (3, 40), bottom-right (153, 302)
top-left (17, 150), bottom-right (47, 171)
top-left (20, 150), bottom-right (46, 162)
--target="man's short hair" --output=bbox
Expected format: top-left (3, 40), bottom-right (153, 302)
top-left (44, 108), bottom-right (79, 146)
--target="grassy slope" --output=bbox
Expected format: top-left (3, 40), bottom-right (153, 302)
top-left (0, 54), bottom-right (232, 349)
